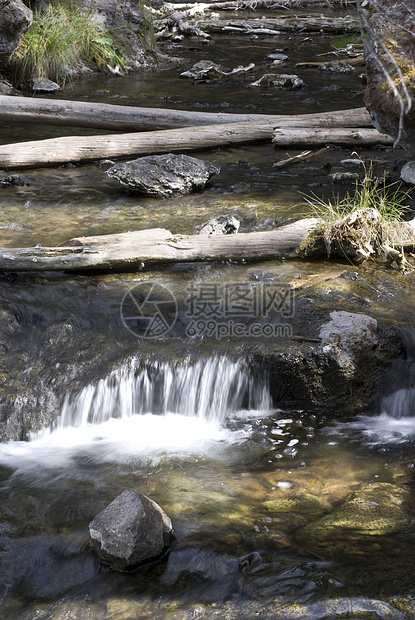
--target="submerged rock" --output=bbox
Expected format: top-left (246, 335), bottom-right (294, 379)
top-left (250, 73), bottom-right (304, 89)
top-left (329, 171), bottom-right (360, 184)
top-left (198, 215), bottom-right (240, 235)
top-left (319, 61), bottom-right (355, 73)
top-left (295, 482), bottom-right (415, 557)
top-left (0, 170), bottom-right (26, 188)
top-left (89, 489), bottom-right (174, 571)
top-left (106, 153), bottom-right (221, 197)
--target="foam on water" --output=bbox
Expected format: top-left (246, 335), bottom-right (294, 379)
top-left (0, 356), bottom-right (272, 470)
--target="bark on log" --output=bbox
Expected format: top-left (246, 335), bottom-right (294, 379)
top-left (163, 0), bottom-right (357, 10)
top-left (0, 96), bottom-right (373, 131)
top-left (272, 128), bottom-right (394, 147)
top-left (189, 15), bottom-right (360, 34)
top-left (0, 220), bottom-right (319, 272)
top-left (0, 111), bottom-right (376, 169)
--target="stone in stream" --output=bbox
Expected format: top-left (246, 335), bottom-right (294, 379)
top-left (180, 60), bottom-right (228, 80)
top-left (89, 489), bottom-right (174, 571)
top-left (106, 153), bottom-right (221, 197)
top-left (400, 161), bottom-right (415, 185)
top-left (29, 78), bottom-right (60, 93)
top-left (198, 215), bottom-right (240, 235)
top-left (249, 74), bottom-right (304, 89)
top-left (318, 61), bottom-right (355, 73)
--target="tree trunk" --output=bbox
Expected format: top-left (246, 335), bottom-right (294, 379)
top-left (0, 220), bottom-right (319, 272)
top-left (0, 110), bottom-right (378, 169)
top-left (0, 96), bottom-right (372, 131)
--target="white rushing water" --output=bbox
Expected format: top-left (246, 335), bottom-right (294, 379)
top-left (52, 355), bottom-right (272, 430)
top-left (0, 356), bottom-right (272, 467)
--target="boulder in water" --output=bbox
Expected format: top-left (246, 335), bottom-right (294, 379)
top-left (89, 489), bottom-right (174, 571)
top-left (106, 153), bottom-right (221, 197)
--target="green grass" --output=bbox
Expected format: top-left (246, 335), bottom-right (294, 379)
top-left (303, 163), bottom-right (412, 261)
top-left (12, 1), bottom-right (127, 85)
top-left (330, 34), bottom-right (363, 50)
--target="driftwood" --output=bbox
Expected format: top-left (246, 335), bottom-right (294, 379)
top-left (0, 110), bottom-right (377, 169)
top-left (272, 128), bottom-right (394, 147)
top-left (273, 146), bottom-right (329, 168)
top-left (188, 15), bottom-right (360, 34)
top-left (295, 57), bottom-right (365, 68)
top-left (169, 12), bottom-right (211, 38)
top-left (0, 96), bottom-right (373, 131)
top-left (0, 220), bottom-right (319, 272)
top-left (162, 1), bottom-right (357, 11)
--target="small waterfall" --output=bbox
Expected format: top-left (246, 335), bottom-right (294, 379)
top-left (54, 356), bottom-right (272, 431)
top-left (378, 327), bottom-right (415, 419)
top-left (343, 328), bottom-right (415, 447)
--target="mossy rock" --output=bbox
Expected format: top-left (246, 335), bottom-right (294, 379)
top-left (296, 483), bottom-right (415, 556)
top-left (262, 492), bottom-right (331, 517)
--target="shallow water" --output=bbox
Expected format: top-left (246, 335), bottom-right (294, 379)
top-left (1, 6), bottom-right (415, 619)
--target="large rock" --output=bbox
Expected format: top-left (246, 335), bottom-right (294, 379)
top-left (254, 310), bottom-right (399, 416)
top-left (106, 153), bottom-right (221, 197)
top-left (89, 490), bottom-right (174, 571)
top-left (363, 0), bottom-right (415, 155)
top-left (0, 0), bottom-right (33, 66)
top-left (319, 311), bottom-right (378, 379)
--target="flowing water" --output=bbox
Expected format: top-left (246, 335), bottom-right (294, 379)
top-left (1, 6), bottom-right (415, 619)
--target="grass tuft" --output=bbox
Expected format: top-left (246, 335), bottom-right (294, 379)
top-left (12, 1), bottom-right (127, 85)
top-left (303, 161), bottom-right (413, 262)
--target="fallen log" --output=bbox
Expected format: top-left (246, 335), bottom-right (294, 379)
top-left (0, 96), bottom-right (372, 131)
top-left (0, 220), bottom-right (319, 272)
top-left (189, 15), bottom-right (360, 34)
top-left (0, 112), bottom-right (377, 169)
top-left (170, 11), bottom-right (211, 38)
top-left (162, 0), bottom-right (357, 10)
top-left (272, 128), bottom-right (394, 147)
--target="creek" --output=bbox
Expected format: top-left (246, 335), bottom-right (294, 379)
top-left (1, 6), bottom-right (415, 619)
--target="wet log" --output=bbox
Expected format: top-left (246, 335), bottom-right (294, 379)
top-left (0, 111), bottom-right (375, 169)
top-left (163, 0), bottom-right (357, 10)
top-left (0, 219), bottom-right (319, 272)
top-left (170, 11), bottom-right (211, 38)
top-left (188, 15), bottom-right (360, 34)
top-left (272, 128), bottom-right (394, 147)
top-left (0, 95), bottom-right (372, 131)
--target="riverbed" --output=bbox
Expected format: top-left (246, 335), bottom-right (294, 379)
top-left (1, 6), bottom-right (415, 619)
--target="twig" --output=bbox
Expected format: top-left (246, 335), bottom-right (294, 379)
top-left (273, 146), bottom-right (330, 168)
